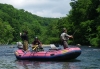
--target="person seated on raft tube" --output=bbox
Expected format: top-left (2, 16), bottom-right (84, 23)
top-left (32, 37), bottom-right (43, 50)
top-left (60, 28), bottom-right (73, 49)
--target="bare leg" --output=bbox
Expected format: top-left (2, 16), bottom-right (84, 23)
top-left (23, 40), bottom-right (28, 51)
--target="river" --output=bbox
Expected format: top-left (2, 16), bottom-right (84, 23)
top-left (0, 45), bottom-right (100, 69)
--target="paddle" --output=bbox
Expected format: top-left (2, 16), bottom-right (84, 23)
top-left (73, 30), bottom-right (78, 36)
top-left (72, 30), bottom-right (78, 45)
top-left (32, 45), bottom-right (38, 51)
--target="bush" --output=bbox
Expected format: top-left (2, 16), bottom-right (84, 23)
top-left (90, 38), bottom-right (99, 47)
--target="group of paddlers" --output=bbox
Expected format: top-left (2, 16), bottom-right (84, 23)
top-left (19, 28), bottom-right (73, 51)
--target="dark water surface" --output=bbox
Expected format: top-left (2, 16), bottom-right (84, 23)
top-left (0, 45), bottom-right (100, 69)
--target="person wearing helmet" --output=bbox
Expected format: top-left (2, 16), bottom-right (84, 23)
top-left (32, 37), bottom-right (43, 51)
top-left (60, 28), bottom-right (73, 49)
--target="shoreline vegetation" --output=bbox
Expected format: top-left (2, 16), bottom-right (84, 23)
top-left (0, 1), bottom-right (100, 47)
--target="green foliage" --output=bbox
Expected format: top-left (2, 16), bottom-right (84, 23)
top-left (90, 38), bottom-right (99, 47)
top-left (0, 3), bottom-right (59, 44)
top-left (45, 37), bottom-right (60, 44)
top-left (64, 0), bottom-right (100, 47)
top-left (0, 20), bottom-right (14, 44)
top-left (1, 0), bottom-right (100, 48)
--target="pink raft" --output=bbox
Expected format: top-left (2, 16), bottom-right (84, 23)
top-left (14, 46), bottom-right (81, 60)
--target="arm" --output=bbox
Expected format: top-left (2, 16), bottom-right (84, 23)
top-left (38, 40), bottom-right (42, 47)
top-left (68, 35), bottom-right (73, 38)
top-left (38, 40), bottom-right (42, 45)
top-left (32, 41), bottom-right (35, 45)
top-left (64, 33), bottom-right (73, 38)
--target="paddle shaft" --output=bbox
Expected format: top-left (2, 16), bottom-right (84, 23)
top-left (32, 45), bottom-right (38, 50)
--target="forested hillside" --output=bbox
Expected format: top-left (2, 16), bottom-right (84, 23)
top-left (0, 0), bottom-right (100, 47)
top-left (0, 3), bottom-right (59, 44)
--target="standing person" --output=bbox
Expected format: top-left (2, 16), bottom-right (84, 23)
top-left (60, 28), bottom-right (73, 49)
top-left (32, 37), bottom-right (43, 50)
top-left (20, 31), bottom-right (28, 51)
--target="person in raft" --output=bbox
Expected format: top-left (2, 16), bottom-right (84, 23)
top-left (32, 37), bottom-right (43, 50)
top-left (60, 28), bottom-right (73, 49)
top-left (20, 31), bottom-right (28, 51)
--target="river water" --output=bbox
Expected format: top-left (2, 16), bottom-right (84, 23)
top-left (0, 45), bottom-right (100, 69)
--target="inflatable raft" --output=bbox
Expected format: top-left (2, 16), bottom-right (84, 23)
top-left (14, 45), bottom-right (81, 60)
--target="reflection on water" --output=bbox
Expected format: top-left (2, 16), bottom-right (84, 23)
top-left (15, 60), bottom-right (81, 69)
top-left (0, 45), bottom-right (100, 69)
top-left (16, 60), bottom-right (62, 69)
